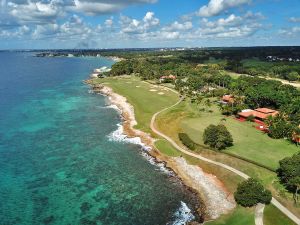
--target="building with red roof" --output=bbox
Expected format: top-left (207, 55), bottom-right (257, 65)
top-left (221, 95), bottom-right (234, 104)
top-left (238, 108), bottom-right (279, 121)
top-left (238, 108), bottom-right (279, 131)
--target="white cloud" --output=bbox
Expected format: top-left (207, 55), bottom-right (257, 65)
top-left (289, 17), bottom-right (300, 23)
top-left (7, 0), bottom-right (64, 24)
top-left (104, 17), bottom-right (114, 28)
top-left (120, 11), bottom-right (159, 34)
top-left (279, 27), bottom-right (300, 36)
top-left (67, 0), bottom-right (157, 15)
top-left (0, 25), bottom-right (30, 38)
top-left (162, 21), bottom-right (193, 31)
top-left (198, 0), bottom-right (251, 17)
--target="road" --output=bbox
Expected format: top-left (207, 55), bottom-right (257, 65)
top-left (150, 99), bottom-right (300, 225)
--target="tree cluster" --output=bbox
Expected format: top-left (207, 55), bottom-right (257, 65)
top-left (234, 178), bottom-right (272, 207)
top-left (203, 124), bottom-right (233, 150)
top-left (277, 153), bottom-right (300, 203)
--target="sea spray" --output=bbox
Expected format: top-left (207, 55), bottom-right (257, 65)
top-left (169, 201), bottom-right (195, 225)
top-left (107, 123), bottom-right (151, 151)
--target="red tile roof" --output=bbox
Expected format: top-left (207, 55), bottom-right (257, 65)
top-left (222, 95), bottom-right (234, 103)
top-left (238, 108), bottom-right (279, 120)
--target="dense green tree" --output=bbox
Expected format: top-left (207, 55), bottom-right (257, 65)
top-left (265, 114), bottom-right (294, 139)
top-left (234, 178), bottom-right (272, 207)
top-left (203, 124), bottom-right (233, 150)
top-left (286, 71), bottom-right (300, 82)
top-left (277, 153), bottom-right (300, 203)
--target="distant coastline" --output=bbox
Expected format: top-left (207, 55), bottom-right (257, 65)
top-left (35, 51), bottom-right (124, 62)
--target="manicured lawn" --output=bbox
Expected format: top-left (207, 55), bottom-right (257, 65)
top-left (180, 103), bottom-right (299, 170)
top-left (264, 205), bottom-right (296, 225)
top-left (154, 139), bottom-right (181, 157)
top-left (205, 207), bottom-right (255, 225)
top-left (91, 76), bottom-right (178, 133)
top-left (155, 100), bottom-right (300, 217)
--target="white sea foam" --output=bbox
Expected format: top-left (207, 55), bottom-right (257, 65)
top-left (107, 123), bottom-right (151, 151)
top-left (140, 152), bottom-right (175, 176)
top-left (108, 122), bottom-right (175, 175)
top-left (169, 201), bottom-right (195, 225)
top-left (104, 104), bottom-right (121, 111)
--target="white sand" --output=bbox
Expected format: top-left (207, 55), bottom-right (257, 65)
top-left (149, 89), bottom-right (157, 92)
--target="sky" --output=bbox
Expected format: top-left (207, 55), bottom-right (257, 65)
top-left (0, 0), bottom-right (300, 49)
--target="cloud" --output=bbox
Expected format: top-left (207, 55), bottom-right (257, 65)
top-left (198, 0), bottom-right (251, 17)
top-left (279, 27), bottom-right (300, 36)
top-left (67, 0), bottom-right (157, 15)
top-left (289, 17), bottom-right (300, 23)
top-left (162, 21), bottom-right (193, 32)
top-left (120, 11), bottom-right (159, 34)
top-left (7, 0), bottom-right (65, 24)
top-left (0, 25), bottom-right (30, 38)
top-left (104, 17), bottom-right (114, 28)
top-left (185, 12), bottom-right (263, 39)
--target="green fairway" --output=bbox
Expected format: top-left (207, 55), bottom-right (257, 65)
top-left (154, 139), bottom-right (181, 157)
top-left (264, 205), bottom-right (296, 225)
top-left (91, 76), bottom-right (178, 133)
top-left (180, 103), bottom-right (299, 170)
top-left (205, 207), bottom-right (255, 225)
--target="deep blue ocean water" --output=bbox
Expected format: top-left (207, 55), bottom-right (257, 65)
top-left (0, 52), bottom-right (197, 225)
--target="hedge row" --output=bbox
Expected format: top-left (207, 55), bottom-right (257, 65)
top-left (178, 133), bottom-right (196, 150)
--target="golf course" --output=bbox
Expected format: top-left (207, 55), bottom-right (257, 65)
top-left (90, 76), bottom-right (298, 225)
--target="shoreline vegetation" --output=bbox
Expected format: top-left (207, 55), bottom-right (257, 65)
top-left (84, 79), bottom-right (237, 223)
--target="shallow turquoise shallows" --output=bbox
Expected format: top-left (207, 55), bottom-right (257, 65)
top-left (0, 52), bottom-right (197, 225)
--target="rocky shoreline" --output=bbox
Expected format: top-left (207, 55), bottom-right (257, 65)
top-left (85, 79), bottom-right (236, 223)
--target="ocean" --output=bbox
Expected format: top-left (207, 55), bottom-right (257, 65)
top-left (0, 52), bottom-right (198, 225)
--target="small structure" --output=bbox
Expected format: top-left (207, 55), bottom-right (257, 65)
top-left (238, 108), bottom-right (279, 131)
top-left (159, 75), bottom-right (176, 83)
top-left (220, 95), bottom-right (234, 104)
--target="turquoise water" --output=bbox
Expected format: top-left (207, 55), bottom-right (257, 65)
top-left (0, 52), bottom-right (199, 225)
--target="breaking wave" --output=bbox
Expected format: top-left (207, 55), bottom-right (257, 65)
top-left (107, 123), bottom-right (151, 151)
top-left (169, 201), bottom-right (195, 225)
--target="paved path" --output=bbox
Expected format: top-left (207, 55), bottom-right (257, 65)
top-left (150, 99), bottom-right (300, 225)
top-left (255, 204), bottom-right (265, 225)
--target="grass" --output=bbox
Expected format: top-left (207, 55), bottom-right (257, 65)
top-left (264, 204), bottom-right (296, 225)
top-left (91, 76), bottom-right (178, 133)
top-left (155, 100), bottom-right (300, 217)
top-left (205, 207), bottom-right (254, 225)
top-left (179, 103), bottom-right (299, 170)
top-left (154, 139), bottom-right (181, 157)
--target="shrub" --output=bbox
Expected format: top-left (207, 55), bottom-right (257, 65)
top-left (203, 124), bottom-right (233, 150)
top-left (234, 178), bottom-right (272, 207)
top-left (179, 133), bottom-right (196, 150)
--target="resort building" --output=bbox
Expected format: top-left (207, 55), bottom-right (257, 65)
top-left (238, 108), bottom-right (279, 131)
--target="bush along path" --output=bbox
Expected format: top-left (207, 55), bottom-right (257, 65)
top-left (150, 98), bottom-right (300, 225)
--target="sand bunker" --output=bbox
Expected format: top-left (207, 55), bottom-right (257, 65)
top-left (136, 86), bottom-right (140, 88)
top-left (150, 89), bottom-right (157, 92)
top-left (158, 92), bottom-right (165, 95)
